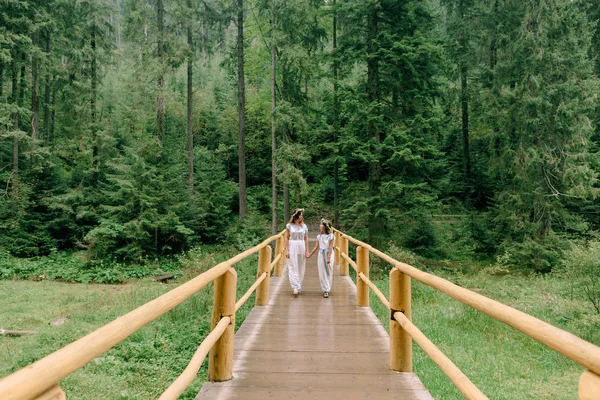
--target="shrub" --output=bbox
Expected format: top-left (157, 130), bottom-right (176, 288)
top-left (496, 234), bottom-right (566, 274)
top-left (562, 241), bottom-right (600, 314)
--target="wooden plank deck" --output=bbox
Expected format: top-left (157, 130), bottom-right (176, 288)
top-left (196, 244), bottom-right (433, 399)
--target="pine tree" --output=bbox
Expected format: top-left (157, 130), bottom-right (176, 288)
top-left (491, 0), bottom-right (599, 271)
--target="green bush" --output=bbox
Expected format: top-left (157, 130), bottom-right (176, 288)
top-left (402, 215), bottom-right (439, 257)
top-left (0, 252), bottom-right (178, 284)
top-left (496, 234), bottom-right (566, 273)
top-left (562, 241), bottom-right (600, 314)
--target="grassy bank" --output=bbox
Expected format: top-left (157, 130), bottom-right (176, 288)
top-left (365, 266), bottom-right (600, 399)
top-left (0, 248), bottom-right (260, 399)
top-left (2, 253), bottom-right (600, 399)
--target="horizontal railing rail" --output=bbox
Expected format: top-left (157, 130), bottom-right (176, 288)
top-left (159, 316), bottom-right (231, 400)
top-left (0, 230), bottom-right (286, 400)
top-left (333, 228), bottom-right (600, 399)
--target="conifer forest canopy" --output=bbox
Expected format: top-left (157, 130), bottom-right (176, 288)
top-left (1, 0), bottom-right (600, 271)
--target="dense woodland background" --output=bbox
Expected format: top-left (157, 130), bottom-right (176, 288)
top-left (2, 0), bottom-right (600, 274)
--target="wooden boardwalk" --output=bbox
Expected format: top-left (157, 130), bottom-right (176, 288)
top-left (197, 245), bottom-right (433, 399)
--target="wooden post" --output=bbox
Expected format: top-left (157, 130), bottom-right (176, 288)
top-left (356, 246), bottom-right (369, 307)
top-left (209, 268), bottom-right (237, 382)
top-left (35, 386), bottom-right (65, 400)
top-left (256, 245), bottom-right (272, 306)
top-left (334, 231), bottom-right (340, 270)
top-left (390, 268), bottom-right (412, 372)
top-left (274, 237), bottom-right (283, 276)
top-left (340, 236), bottom-right (349, 276)
top-left (580, 370), bottom-right (600, 400)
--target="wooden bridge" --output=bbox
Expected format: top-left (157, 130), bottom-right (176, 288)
top-left (1, 229), bottom-right (600, 400)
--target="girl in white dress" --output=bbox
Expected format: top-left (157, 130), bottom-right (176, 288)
top-left (285, 208), bottom-right (309, 297)
top-left (308, 219), bottom-right (335, 298)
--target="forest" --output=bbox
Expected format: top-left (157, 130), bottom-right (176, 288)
top-left (4, 1), bottom-right (600, 399)
top-left (1, 0), bottom-right (600, 274)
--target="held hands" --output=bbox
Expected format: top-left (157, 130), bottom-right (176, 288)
top-left (305, 251), bottom-right (311, 259)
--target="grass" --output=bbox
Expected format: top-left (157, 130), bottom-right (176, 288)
top-left (362, 264), bottom-right (600, 400)
top-left (0, 247), bottom-right (261, 400)
top-left (2, 250), bottom-right (600, 399)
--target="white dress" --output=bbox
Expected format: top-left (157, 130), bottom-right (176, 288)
top-left (317, 233), bottom-right (334, 293)
top-left (287, 223), bottom-right (308, 291)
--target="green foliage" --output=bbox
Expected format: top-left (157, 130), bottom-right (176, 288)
top-left (1, 0), bottom-right (600, 271)
top-left (85, 142), bottom-right (192, 262)
top-left (561, 241), bottom-right (600, 314)
top-left (188, 146), bottom-right (237, 244)
top-left (0, 250), bottom-right (178, 283)
top-left (402, 215), bottom-right (439, 257)
top-left (496, 233), bottom-right (568, 273)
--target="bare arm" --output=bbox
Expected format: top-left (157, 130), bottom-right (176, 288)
top-left (327, 237), bottom-right (334, 264)
top-left (308, 240), bottom-right (318, 258)
top-left (304, 229), bottom-right (310, 258)
top-left (285, 228), bottom-right (290, 259)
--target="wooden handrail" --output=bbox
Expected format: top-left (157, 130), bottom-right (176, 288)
top-left (0, 231), bottom-right (285, 400)
top-left (236, 272), bottom-right (267, 312)
top-left (393, 312), bottom-right (488, 400)
top-left (270, 252), bottom-right (282, 273)
top-left (358, 272), bottom-right (390, 309)
top-left (341, 252), bottom-right (357, 272)
top-left (335, 229), bottom-right (600, 377)
top-left (159, 316), bottom-right (231, 400)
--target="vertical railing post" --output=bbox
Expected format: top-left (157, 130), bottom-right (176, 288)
top-left (334, 231), bottom-right (340, 270)
top-left (35, 385), bottom-right (66, 400)
top-left (256, 245), bottom-right (272, 306)
top-left (390, 268), bottom-right (412, 372)
top-left (340, 236), bottom-right (349, 276)
top-left (274, 236), bottom-right (283, 276)
top-left (580, 370), bottom-right (600, 400)
top-left (356, 246), bottom-right (369, 307)
top-left (208, 268), bottom-right (237, 381)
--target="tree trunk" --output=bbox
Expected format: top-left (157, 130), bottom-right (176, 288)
top-left (116, 10), bottom-right (122, 48)
top-left (461, 64), bottom-right (470, 178)
top-left (284, 177), bottom-right (289, 223)
top-left (43, 31), bottom-right (51, 143)
top-left (237, 0), bottom-right (246, 219)
top-left (32, 32), bottom-right (39, 141)
top-left (366, 5), bottom-right (381, 245)
top-left (91, 23), bottom-right (98, 181)
top-left (459, 0), bottom-right (470, 181)
top-left (187, 0), bottom-right (194, 192)
top-left (12, 53), bottom-right (19, 178)
top-left (332, 0), bottom-right (339, 226)
top-left (50, 77), bottom-right (56, 143)
top-left (18, 55), bottom-right (25, 112)
top-left (490, 0), bottom-right (498, 77)
top-left (271, 40), bottom-right (277, 234)
top-left (157, 0), bottom-right (165, 141)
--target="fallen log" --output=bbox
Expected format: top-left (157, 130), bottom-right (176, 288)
top-left (0, 329), bottom-right (38, 336)
top-left (153, 273), bottom-right (175, 282)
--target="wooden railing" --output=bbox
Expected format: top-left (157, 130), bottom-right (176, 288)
top-left (0, 231), bottom-right (287, 400)
top-left (333, 229), bottom-right (600, 400)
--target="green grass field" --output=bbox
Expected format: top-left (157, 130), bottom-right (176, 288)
top-left (365, 267), bottom-right (600, 399)
top-left (2, 258), bottom-right (599, 399)
top-left (0, 250), bottom-right (260, 400)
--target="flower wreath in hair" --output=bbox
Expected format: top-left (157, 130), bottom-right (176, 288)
top-left (292, 208), bottom-right (304, 219)
top-left (321, 218), bottom-right (332, 235)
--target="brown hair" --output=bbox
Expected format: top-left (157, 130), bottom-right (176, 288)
top-left (321, 219), bottom-right (332, 234)
top-left (289, 208), bottom-right (304, 224)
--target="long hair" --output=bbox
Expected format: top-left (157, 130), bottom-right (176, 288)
top-left (321, 219), bottom-right (332, 234)
top-left (289, 208), bottom-right (304, 224)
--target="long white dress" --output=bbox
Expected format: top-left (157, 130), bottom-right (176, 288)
top-left (317, 233), bottom-right (335, 293)
top-left (287, 223), bottom-right (308, 291)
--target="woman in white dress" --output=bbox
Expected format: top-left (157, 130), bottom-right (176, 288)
top-left (308, 219), bottom-right (334, 298)
top-left (285, 208), bottom-right (309, 297)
